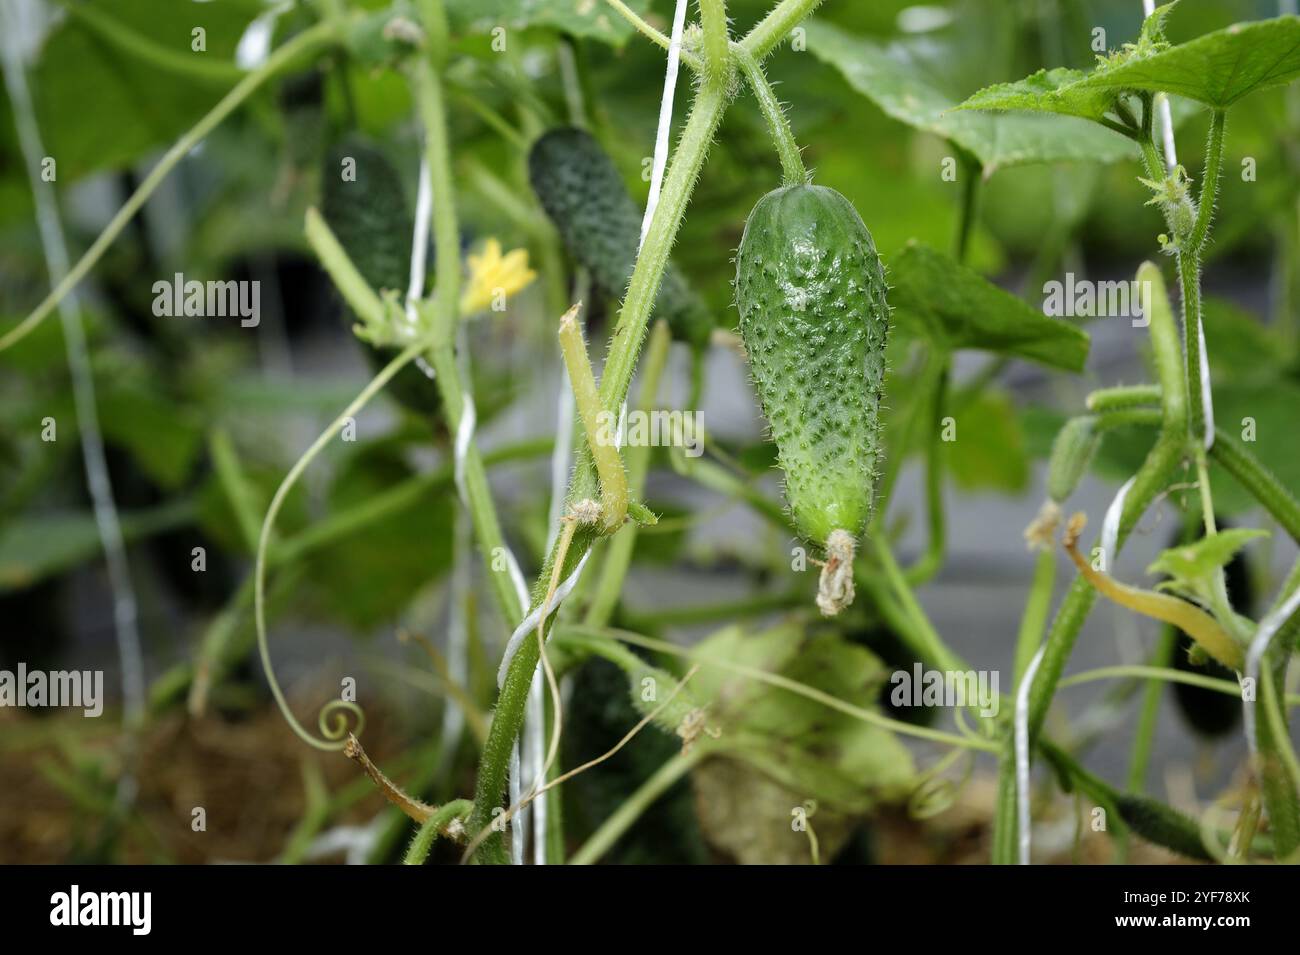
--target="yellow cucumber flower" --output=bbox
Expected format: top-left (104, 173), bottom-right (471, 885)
top-left (460, 238), bottom-right (536, 316)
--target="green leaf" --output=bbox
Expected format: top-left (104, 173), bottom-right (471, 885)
top-left (959, 16), bottom-right (1300, 122)
top-left (448, 0), bottom-right (651, 46)
top-left (1147, 528), bottom-right (1269, 602)
top-left (96, 384), bottom-right (204, 490)
top-left (1079, 16), bottom-right (1300, 108)
top-left (33, 0), bottom-right (262, 180)
top-left (804, 20), bottom-right (1138, 173)
top-left (946, 389), bottom-right (1029, 493)
top-left (1203, 297), bottom-right (1287, 381)
top-left (888, 242), bottom-right (1090, 371)
top-left (692, 625), bottom-right (915, 814)
top-left (0, 502), bottom-right (194, 592)
top-left (956, 67), bottom-right (1121, 124)
top-left (301, 437), bottom-right (453, 632)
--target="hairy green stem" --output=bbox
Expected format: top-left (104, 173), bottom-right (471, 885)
top-left (733, 42), bottom-right (806, 185)
top-left (1210, 429), bottom-right (1300, 545)
top-left (601, 0), bottom-right (704, 71)
top-left (1085, 384), bottom-right (1162, 413)
top-left (468, 0), bottom-right (827, 864)
top-left (994, 261), bottom-right (1190, 856)
top-left (585, 320), bottom-right (672, 626)
top-left (403, 799), bottom-right (472, 865)
top-left (1190, 111), bottom-right (1226, 258)
top-left (560, 306), bottom-right (629, 530)
top-left (699, 0), bottom-right (731, 81)
top-left (741, 0), bottom-right (827, 60)
top-left (596, 81), bottom-right (730, 418)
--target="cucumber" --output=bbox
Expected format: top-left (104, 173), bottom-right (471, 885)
top-left (321, 136), bottom-right (442, 415)
top-left (1115, 793), bottom-right (1213, 862)
top-left (527, 127), bottom-right (713, 350)
top-left (734, 184), bottom-right (889, 614)
top-left (563, 656), bottom-right (709, 864)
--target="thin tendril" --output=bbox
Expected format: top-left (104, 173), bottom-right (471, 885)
top-left (256, 336), bottom-right (436, 751)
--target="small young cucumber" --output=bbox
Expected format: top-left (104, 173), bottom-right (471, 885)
top-left (321, 136), bottom-right (441, 415)
top-left (528, 127), bottom-right (712, 350)
top-left (734, 184), bottom-right (889, 615)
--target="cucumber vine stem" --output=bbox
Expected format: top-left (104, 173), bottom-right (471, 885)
top-left (559, 304), bottom-right (629, 531)
top-left (699, 0), bottom-right (731, 82)
top-left (732, 43), bottom-right (807, 185)
top-left (584, 320), bottom-right (673, 627)
top-left (741, 0), bottom-right (827, 60)
top-left (408, 37), bottom-right (526, 630)
top-left (467, 14), bottom-right (738, 863)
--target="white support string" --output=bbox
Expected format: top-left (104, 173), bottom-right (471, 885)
top-left (1243, 584), bottom-right (1300, 761)
top-left (1101, 475), bottom-right (1135, 569)
top-left (521, 366), bottom-right (577, 866)
top-left (639, 0), bottom-right (691, 247)
top-left (508, 743), bottom-right (524, 863)
top-left (407, 157), bottom-right (438, 380)
top-left (402, 130), bottom-right (534, 860)
top-left (496, 403), bottom-right (625, 687)
top-left (495, 0), bottom-right (688, 688)
top-left (497, 0), bottom-right (689, 862)
top-left (1015, 643), bottom-right (1048, 865)
top-left (1, 0), bottom-right (145, 791)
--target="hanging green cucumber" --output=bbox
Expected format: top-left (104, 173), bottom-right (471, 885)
top-left (735, 184), bottom-right (889, 616)
top-left (321, 136), bottom-right (442, 416)
top-left (527, 127), bottom-right (713, 351)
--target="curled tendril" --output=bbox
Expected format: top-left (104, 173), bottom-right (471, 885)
top-left (319, 699), bottom-right (366, 743)
top-left (255, 336), bottom-right (433, 752)
top-left (908, 748), bottom-right (973, 820)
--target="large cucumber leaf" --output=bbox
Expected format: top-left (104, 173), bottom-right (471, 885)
top-left (804, 20), bottom-right (1138, 174)
top-left (32, 0), bottom-right (262, 180)
top-left (1080, 16), bottom-right (1300, 109)
top-left (958, 16), bottom-right (1300, 119)
top-left (888, 242), bottom-right (1090, 371)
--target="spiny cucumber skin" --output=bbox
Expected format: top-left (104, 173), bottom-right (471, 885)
top-left (528, 127), bottom-right (712, 350)
top-left (735, 185), bottom-right (889, 545)
top-left (322, 137), bottom-right (442, 415)
top-left (1115, 793), bottom-right (1213, 861)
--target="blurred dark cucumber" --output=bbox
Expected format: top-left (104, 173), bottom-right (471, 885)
top-left (528, 127), bottom-right (713, 350)
top-left (563, 655), bottom-right (709, 864)
top-left (1169, 521), bottom-right (1253, 739)
top-left (321, 136), bottom-right (443, 416)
